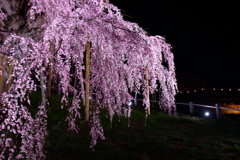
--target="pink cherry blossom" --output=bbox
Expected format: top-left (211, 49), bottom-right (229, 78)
top-left (0, 0), bottom-right (177, 159)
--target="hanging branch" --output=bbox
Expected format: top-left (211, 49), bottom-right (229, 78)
top-left (47, 39), bottom-right (55, 100)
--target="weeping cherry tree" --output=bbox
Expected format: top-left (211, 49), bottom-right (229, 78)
top-left (0, 0), bottom-right (177, 159)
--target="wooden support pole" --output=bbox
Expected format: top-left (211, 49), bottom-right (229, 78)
top-left (6, 59), bottom-right (14, 92)
top-left (47, 40), bottom-right (55, 99)
top-left (215, 103), bottom-right (221, 119)
top-left (152, 92), bottom-right (156, 108)
top-left (134, 92), bottom-right (137, 106)
top-left (189, 101), bottom-right (194, 114)
top-left (81, 75), bottom-right (85, 106)
top-left (40, 71), bottom-right (46, 107)
top-left (0, 55), bottom-right (8, 95)
top-left (85, 41), bottom-right (91, 121)
top-left (58, 78), bottom-right (61, 95)
top-left (145, 65), bottom-right (150, 115)
top-left (40, 71), bottom-right (46, 106)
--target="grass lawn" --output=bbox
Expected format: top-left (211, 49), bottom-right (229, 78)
top-left (28, 91), bottom-right (240, 160)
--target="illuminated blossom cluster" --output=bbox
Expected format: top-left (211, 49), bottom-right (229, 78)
top-left (0, 0), bottom-right (177, 159)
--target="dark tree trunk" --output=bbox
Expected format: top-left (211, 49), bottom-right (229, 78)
top-left (1, 0), bottom-right (45, 47)
top-left (1, 0), bottom-right (45, 93)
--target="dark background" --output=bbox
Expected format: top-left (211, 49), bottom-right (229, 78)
top-left (110, 0), bottom-right (240, 91)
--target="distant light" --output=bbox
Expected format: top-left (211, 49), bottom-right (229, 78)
top-left (180, 91), bottom-right (182, 93)
top-left (229, 89), bottom-right (231, 91)
top-left (205, 112), bottom-right (210, 116)
top-left (238, 89), bottom-right (240, 91)
top-left (213, 88), bottom-right (215, 90)
top-left (194, 90), bottom-right (196, 92)
top-left (187, 91), bottom-right (189, 93)
top-left (127, 101), bottom-right (132, 106)
top-left (221, 89), bottom-right (223, 91)
top-left (202, 88), bottom-right (204, 90)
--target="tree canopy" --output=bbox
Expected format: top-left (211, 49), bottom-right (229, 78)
top-left (0, 0), bottom-right (177, 159)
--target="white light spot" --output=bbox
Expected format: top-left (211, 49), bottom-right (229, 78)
top-left (127, 101), bottom-right (132, 106)
top-left (205, 112), bottom-right (210, 116)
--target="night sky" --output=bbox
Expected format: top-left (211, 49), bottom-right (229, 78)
top-left (110, 0), bottom-right (239, 89)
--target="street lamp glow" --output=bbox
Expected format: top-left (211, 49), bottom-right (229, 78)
top-left (205, 112), bottom-right (210, 116)
top-left (127, 101), bottom-right (132, 106)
